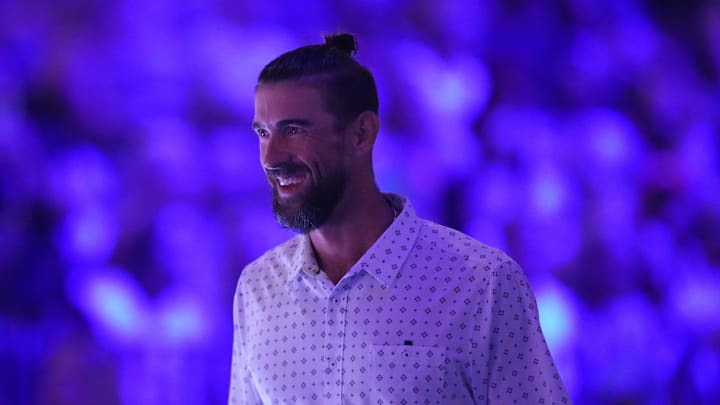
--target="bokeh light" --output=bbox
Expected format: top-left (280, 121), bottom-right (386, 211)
top-left (1, 1), bottom-right (718, 404)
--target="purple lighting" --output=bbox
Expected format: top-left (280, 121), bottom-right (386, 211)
top-left (535, 279), bottom-right (578, 352)
top-left (69, 268), bottom-right (149, 344)
top-left (56, 207), bottom-right (118, 265)
top-left (2, 0), bottom-right (718, 404)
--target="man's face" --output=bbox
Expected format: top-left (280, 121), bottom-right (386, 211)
top-left (253, 81), bottom-right (350, 233)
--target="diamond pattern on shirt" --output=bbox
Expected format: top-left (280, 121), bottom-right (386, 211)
top-left (229, 194), bottom-right (570, 404)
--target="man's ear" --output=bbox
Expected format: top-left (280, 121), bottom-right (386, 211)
top-left (348, 111), bottom-right (380, 155)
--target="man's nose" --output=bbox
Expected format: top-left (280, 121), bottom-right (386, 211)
top-left (260, 131), bottom-right (289, 169)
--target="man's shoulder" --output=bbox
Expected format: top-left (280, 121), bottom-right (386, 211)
top-left (239, 234), bottom-right (305, 284)
top-left (416, 218), bottom-right (514, 268)
top-left (410, 218), bottom-right (529, 296)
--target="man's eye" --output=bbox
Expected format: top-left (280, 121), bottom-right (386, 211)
top-left (256, 129), bottom-right (269, 138)
top-left (286, 127), bottom-right (304, 136)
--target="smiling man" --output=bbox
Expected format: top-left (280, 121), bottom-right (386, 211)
top-left (229, 33), bottom-right (570, 404)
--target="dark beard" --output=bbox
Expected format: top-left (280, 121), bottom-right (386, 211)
top-left (270, 165), bottom-right (347, 233)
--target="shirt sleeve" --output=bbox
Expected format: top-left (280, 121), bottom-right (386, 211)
top-left (471, 258), bottom-right (570, 404)
top-left (228, 279), bottom-right (263, 405)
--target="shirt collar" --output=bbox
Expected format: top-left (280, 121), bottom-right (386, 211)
top-left (286, 193), bottom-right (422, 287)
top-left (286, 234), bottom-right (321, 284)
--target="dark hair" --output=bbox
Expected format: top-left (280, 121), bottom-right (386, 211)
top-left (257, 33), bottom-right (379, 130)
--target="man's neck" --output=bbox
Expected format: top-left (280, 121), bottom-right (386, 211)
top-left (309, 189), bottom-right (394, 284)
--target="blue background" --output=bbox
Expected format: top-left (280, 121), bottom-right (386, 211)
top-left (1, 0), bottom-right (719, 404)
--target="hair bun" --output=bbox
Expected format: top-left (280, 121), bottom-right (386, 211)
top-left (323, 33), bottom-right (358, 56)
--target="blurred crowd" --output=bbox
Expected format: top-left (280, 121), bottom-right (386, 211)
top-left (1, 0), bottom-right (719, 404)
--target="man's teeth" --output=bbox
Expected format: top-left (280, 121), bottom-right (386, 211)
top-left (277, 176), bottom-right (305, 186)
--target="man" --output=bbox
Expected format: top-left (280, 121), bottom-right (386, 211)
top-left (229, 33), bottom-right (569, 404)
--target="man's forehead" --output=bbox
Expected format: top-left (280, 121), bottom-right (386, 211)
top-left (253, 81), bottom-right (329, 124)
top-left (255, 81), bottom-right (323, 103)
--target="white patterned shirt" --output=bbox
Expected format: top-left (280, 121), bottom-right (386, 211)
top-left (229, 194), bottom-right (569, 404)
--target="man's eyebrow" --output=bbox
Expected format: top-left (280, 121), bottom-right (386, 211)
top-left (252, 118), bottom-right (315, 131)
top-left (277, 118), bottom-right (314, 128)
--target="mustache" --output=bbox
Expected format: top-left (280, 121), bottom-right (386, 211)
top-left (264, 163), bottom-right (309, 178)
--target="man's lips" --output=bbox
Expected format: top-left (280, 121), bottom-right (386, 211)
top-left (266, 168), bottom-right (310, 197)
top-left (275, 173), bottom-right (308, 187)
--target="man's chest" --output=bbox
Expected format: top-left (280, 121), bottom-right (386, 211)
top-left (242, 271), bottom-right (483, 403)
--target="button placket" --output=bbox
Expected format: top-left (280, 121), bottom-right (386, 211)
top-left (322, 291), bottom-right (348, 403)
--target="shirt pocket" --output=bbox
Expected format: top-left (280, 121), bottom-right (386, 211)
top-left (370, 344), bottom-right (447, 401)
